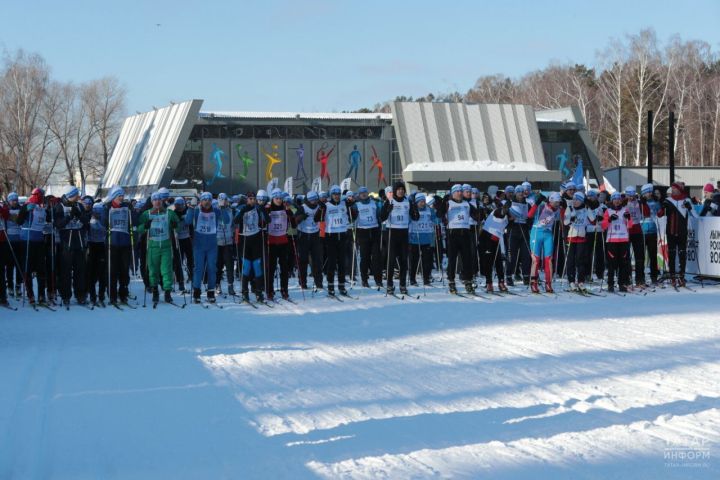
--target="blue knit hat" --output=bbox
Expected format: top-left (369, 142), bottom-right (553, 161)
top-left (573, 192), bottom-right (586, 203)
top-left (625, 186), bottom-right (637, 196)
top-left (641, 183), bottom-right (653, 195)
top-left (7, 192), bottom-right (18, 202)
top-left (200, 192), bottom-right (212, 201)
top-left (306, 191), bottom-right (319, 201)
top-left (358, 186), bottom-right (368, 194)
top-left (271, 188), bottom-right (283, 199)
top-left (549, 192), bottom-right (561, 203)
top-left (451, 184), bottom-right (462, 194)
top-left (151, 192), bottom-right (163, 201)
top-left (109, 186), bottom-right (125, 201)
top-left (611, 191), bottom-right (622, 201)
top-left (504, 185), bottom-right (514, 193)
top-left (415, 193), bottom-right (427, 204)
top-left (158, 187), bottom-right (170, 199)
top-left (514, 185), bottom-right (524, 194)
top-left (174, 197), bottom-right (185, 206)
top-left (462, 184), bottom-right (472, 192)
top-left (329, 185), bottom-right (341, 195)
top-left (64, 186), bottom-right (80, 199)
top-left (319, 191), bottom-right (328, 199)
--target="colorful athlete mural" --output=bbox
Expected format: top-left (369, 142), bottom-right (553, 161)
top-left (261, 144), bottom-right (282, 183)
top-left (369, 145), bottom-right (387, 187)
top-left (206, 143), bottom-right (227, 186)
top-left (316, 142), bottom-right (335, 185)
top-left (556, 148), bottom-right (570, 177)
top-left (291, 143), bottom-right (308, 189)
top-left (235, 145), bottom-right (254, 180)
top-left (345, 145), bottom-right (362, 184)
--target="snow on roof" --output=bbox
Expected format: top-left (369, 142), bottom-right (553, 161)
top-left (404, 160), bottom-right (550, 172)
top-left (199, 111), bottom-right (392, 121)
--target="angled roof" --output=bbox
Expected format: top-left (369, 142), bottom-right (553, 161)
top-left (198, 111), bottom-right (392, 121)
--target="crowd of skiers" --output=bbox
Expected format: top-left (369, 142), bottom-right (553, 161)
top-left (0, 178), bottom-right (718, 309)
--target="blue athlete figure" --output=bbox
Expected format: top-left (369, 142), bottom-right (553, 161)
top-left (346, 145), bottom-right (362, 183)
top-left (556, 148), bottom-right (570, 177)
top-left (207, 143), bottom-right (226, 186)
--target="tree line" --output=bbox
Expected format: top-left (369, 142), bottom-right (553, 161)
top-left (0, 49), bottom-right (126, 195)
top-left (365, 29), bottom-right (720, 170)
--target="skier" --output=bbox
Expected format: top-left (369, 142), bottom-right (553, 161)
top-left (529, 192), bottom-right (561, 294)
top-left (87, 202), bottom-right (108, 306)
top-left (639, 183), bottom-right (663, 284)
top-left (16, 188), bottom-right (51, 305)
top-left (171, 197), bottom-right (194, 294)
top-left (105, 186), bottom-right (135, 305)
top-left (436, 184), bottom-right (479, 294)
top-left (235, 191), bottom-right (270, 303)
top-left (662, 182), bottom-right (697, 287)
top-left (353, 186), bottom-right (383, 288)
top-left (408, 193), bottom-right (436, 286)
top-left (506, 185), bottom-right (532, 286)
top-left (265, 188), bottom-right (296, 300)
top-left (187, 192), bottom-right (229, 303)
top-left (478, 200), bottom-right (510, 292)
top-left (602, 191), bottom-right (633, 292)
top-left (315, 184), bottom-right (352, 296)
top-left (624, 186), bottom-right (647, 286)
top-left (379, 180), bottom-right (418, 295)
top-left (54, 186), bottom-right (91, 307)
top-left (563, 191), bottom-right (596, 291)
top-left (295, 191), bottom-right (324, 290)
top-left (137, 191), bottom-right (181, 304)
top-left (215, 193), bottom-right (236, 296)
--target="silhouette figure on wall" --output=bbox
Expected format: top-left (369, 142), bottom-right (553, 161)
top-left (556, 148), bottom-right (570, 177)
top-left (207, 143), bottom-right (227, 186)
top-left (235, 145), bottom-right (254, 181)
top-left (316, 142), bottom-right (335, 185)
top-left (346, 145), bottom-right (362, 184)
top-left (291, 143), bottom-right (308, 189)
top-left (369, 145), bottom-right (387, 187)
top-left (261, 144), bottom-right (282, 183)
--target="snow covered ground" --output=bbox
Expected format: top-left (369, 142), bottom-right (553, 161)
top-left (1, 281), bottom-right (718, 479)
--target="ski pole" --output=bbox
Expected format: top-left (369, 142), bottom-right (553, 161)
top-left (174, 233), bottom-right (187, 306)
top-left (290, 234), bottom-right (305, 301)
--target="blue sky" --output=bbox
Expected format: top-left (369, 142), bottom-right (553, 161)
top-left (2, 0), bottom-right (719, 114)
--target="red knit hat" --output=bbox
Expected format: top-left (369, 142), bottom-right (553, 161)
top-left (704, 183), bottom-right (714, 193)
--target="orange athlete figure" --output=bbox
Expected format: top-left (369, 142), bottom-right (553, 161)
top-left (370, 145), bottom-right (387, 186)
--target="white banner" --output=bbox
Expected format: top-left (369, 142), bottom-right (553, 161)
top-left (266, 177), bottom-right (278, 194)
top-left (283, 176), bottom-right (293, 195)
top-left (696, 216), bottom-right (720, 278)
top-left (686, 216), bottom-right (699, 275)
top-left (340, 177), bottom-right (351, 193)
top-left (311, 177), bottom-right (322, 192)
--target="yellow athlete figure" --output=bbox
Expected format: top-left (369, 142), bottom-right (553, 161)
top-left (261, 144), bottom-right (282, 182)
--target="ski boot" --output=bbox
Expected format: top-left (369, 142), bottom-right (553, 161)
top-left (151, 287), bottom-right (160, 304)
top-left (361, 279), bottom-right (370, 288)
top-left (338, 285), bottom-right (348, 296)
top-left (678, 277), bottom-right (687, 287)
top-left (448, 282), bottom-right (458, 294)
top-left (464, 282), bottom-right (475, 294)
top-left (385, 284), bottom-right (395, 295)
top-left (193, 288), bottom-right (202, 304)
top-left (498, 280), bottom-right (508, 292)
top-left (328, 285), bottom-right (336, 296)
top-left (255, 290), bottom-right (265, 303)
top-left (619, 285), bottom-right (629, 293)
top-left (607, 283), bottom-right (615, 293)
top-left (530, 278), bottom-right (540, 294)
top-left (281, 289), bottom-right (289, 300)
top-left (207, 289), bottom-right (216, 303)
top-left (544, 281), bottom-right (554, 294)
top-left (506, 277), bottom-right (515, 287)
top-left (241, 291), bottom-right (250, 303)
top-left (164, 290), bottom-right (173, 303)
top-left (569, 282), bottom-right (578, 292)
top-left (485, 282), bottom-right (494, 293)
top-left (399, 285), bottom-right (409, 295)
top-left (227, 284), bottom-right (236, 297)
